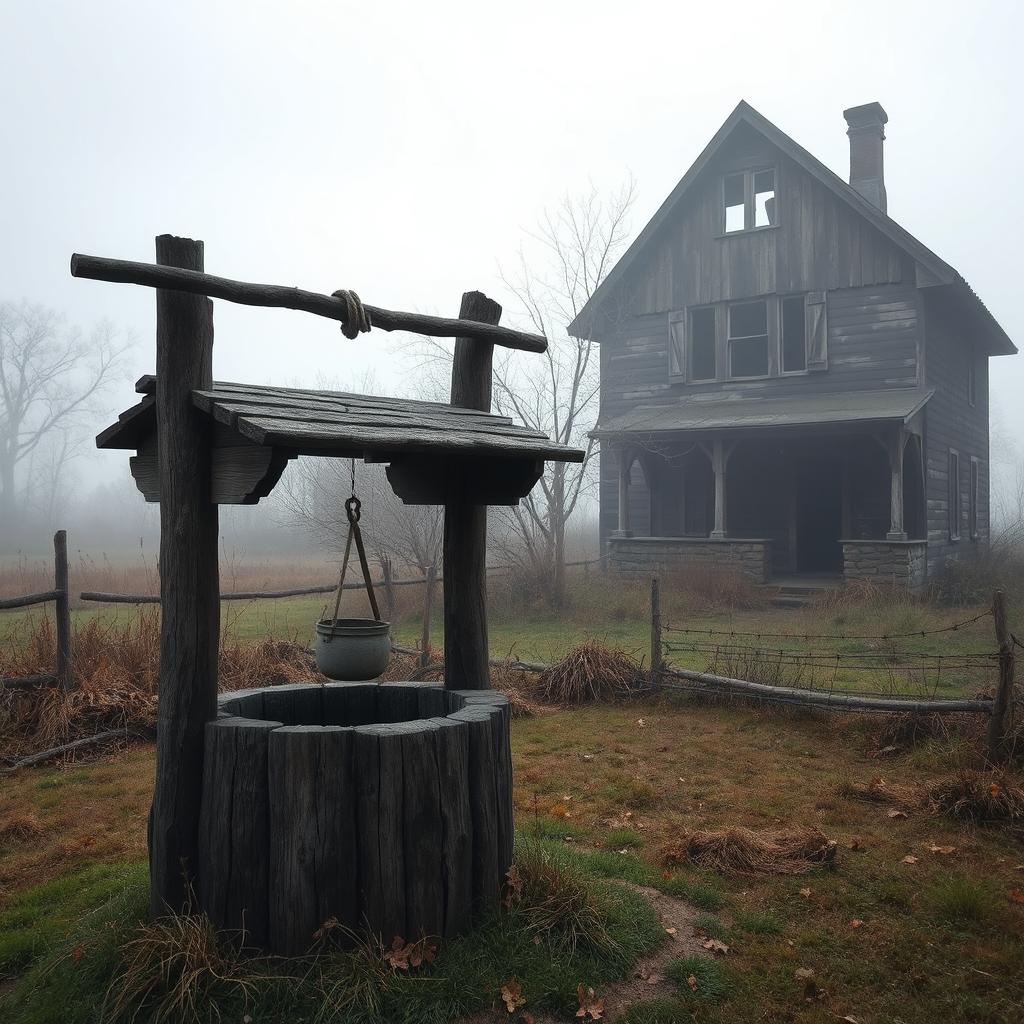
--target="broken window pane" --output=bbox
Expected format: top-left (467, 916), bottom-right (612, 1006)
top-left (690, 307), bottom-right (716, 380)
top-left (729, 300), bottom-right (767, 338)
top-left (724, 173), bottom-right (745, 232)
top-left (782, 296), bottom-right (806, 372)
top-left (754, 168), bottom-right (776, 227)
top-left (728, 300), bottom-right (768, 377)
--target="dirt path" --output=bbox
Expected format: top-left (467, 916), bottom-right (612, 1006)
top-left (461, 882), bottom-right (707, 1023)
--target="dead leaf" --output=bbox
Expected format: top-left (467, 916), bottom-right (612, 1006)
top-left (849, 838), bottom-right (863, 851)
top-left (71, 945), bottom-right (84, 963)
top-left (636, 718), bottom-right (645, 727)
top-left (799, 887), bottom-right (812, 898)
top-left (901, 855), bottom-right (919, 865)
top-left (702, 937), bottom-right (730, 955)
top-left (504, 864), bottom-right (524, 908)
top-left (687, 974), bottom-right (698, 991)
top-left (794, 968), bottom-right (815, 981)
top-left (1009, 889), bottom-right (1024, 905)
top-left (850, 919), bottom-right (864, 928)
top-left (633, 966), bottom-right (664, 985)
top-left (385, 935), bottom-right (435, 970)
top-left (501, 978), bottom-right (526, 1014)
top-left (576, 984), bottom-right (605, 1020)
top-left (925, 843), bottom-right (956, 855)
top-left (664, 926), bottom-right (677, 938)
top-left (887, 809), bottom-right (908, 819)
top-left (990, 782), bottom-right (1001, 798)
top-left (840, 1016), bottom-right (861, 1023)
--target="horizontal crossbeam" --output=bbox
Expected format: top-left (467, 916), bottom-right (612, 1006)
top-left (69, 253), bottom-right (548, 354)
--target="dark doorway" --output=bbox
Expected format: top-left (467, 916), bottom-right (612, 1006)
top-left (796, 456), bottom-right (843, 572)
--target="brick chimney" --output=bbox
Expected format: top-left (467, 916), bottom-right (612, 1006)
top-left (843, 102), bottom-right (888, 213)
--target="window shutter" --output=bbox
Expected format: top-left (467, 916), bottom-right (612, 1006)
top-left (805, 291), bottom-right (828, 371)
top-left (669, 310), bottom-right (686, 379)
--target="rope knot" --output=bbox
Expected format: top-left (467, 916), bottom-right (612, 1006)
top-left (332, 289), bottom-right (372, 340)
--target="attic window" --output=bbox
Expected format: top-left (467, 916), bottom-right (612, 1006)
top-left (724, 174), bottom-right (745, 233)
top-left (723, 167), bottom-right (777, 232)
top-left (728, 300), bottom-right (769, 378)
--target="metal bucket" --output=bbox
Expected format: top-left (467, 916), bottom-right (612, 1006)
top-left (314, 618), bottom-right (391, 681)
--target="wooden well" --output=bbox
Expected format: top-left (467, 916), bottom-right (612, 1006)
top-left (199, 681), bottom-right (513, 955)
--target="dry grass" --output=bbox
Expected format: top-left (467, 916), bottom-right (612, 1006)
top-left (925, 768), bottom-right (1024, 824)
top-left (661, 826), bottom-right (838, 876)
top-left (102, 907), bottom-right (272, 1024)
top-left (0, 610), bottom-right (325, 758)
top-left (536, 640), bottom-right (645, 704)
top-left (835, 775), bottom-right (923, 810)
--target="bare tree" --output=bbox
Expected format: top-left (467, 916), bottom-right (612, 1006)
top-left (491, 180), bottom-right (635, 607)
top-left (0, 302), bottom-right (131, 526)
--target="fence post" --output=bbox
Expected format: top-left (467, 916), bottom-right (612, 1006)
top-left (53, 529), bottom-right (73, 691)
top-left (420, 564), bottom-right (436, 669)
top-left (987, 590), bottom-right (1015, 763)
top-left (650, 576), bottom-right (662, 687)
top-left (381, 556), bottom-right (395, 623)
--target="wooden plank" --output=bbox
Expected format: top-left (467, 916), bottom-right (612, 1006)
top-left (354, 725), bottom-right (406, 940)
top-left (198, 718), bottom-right (279, 946)
top-left (450, 708), bottom-right (501, 911)
top-left (233, 415), bottom-right (583, 462)
top-left (400, 723), bottom-right (445, 939)
top-left (193, 386), bottom-right (518, 426)
top-left (71, 253), bottom-right (549, 353)
top-left (149, 234), bottom-right (220, 920)
top-left (430, 717), bottom-right (473, 936)
top-left (268, 726), bottom-right (359, 954)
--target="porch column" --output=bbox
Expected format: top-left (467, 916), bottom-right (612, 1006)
top-left (710, 439), bottom-right (727, 539)
top-left (887, 427), bottom-right (908, 541)
top-left (615, 449), bottom-right (633, 537)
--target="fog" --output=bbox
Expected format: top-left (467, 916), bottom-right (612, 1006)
top-left (2, 0), bottom-right (1022, 559)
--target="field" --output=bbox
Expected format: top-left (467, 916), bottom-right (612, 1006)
top-left (1, 565), bottom-right (1022, 1022)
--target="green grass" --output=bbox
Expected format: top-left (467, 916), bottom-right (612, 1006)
top-left (0, 837), bottom-right (665, 1024)
top-left (620, 956), bottom-right (733, 1022)
top-left (656, 872), bottom-right (728, 912)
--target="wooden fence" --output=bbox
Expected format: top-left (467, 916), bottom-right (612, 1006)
top-left (0, 531), bottom-right (596, 691)
top-left (0, 531), bottom-right (72, 690)
top-left (648, 577), bottom-right (1018, 763)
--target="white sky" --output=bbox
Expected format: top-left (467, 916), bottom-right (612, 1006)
top-left (2, 0), bottom-right (1023, 490)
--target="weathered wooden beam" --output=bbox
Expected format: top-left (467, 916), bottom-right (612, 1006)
top-left (70, 253), bottom-right (548, 353)
top-left (986, 590), bottom-right (1016, 762)
top-left (443, 291), bottom-right (501, 691)
top-left (661, 665), bottom-right (993, 714)
top-left (0, 590), bottom-right (61, 610)
top-left (149, 234), bottom-right (220, 919)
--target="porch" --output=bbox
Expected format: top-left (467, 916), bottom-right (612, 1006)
top-left (597, 393), bottom-right (932, 591)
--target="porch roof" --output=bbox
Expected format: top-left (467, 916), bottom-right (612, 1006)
top-left (592, 388), bottom-right (933, 438)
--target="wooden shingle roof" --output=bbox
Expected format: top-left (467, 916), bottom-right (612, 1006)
top-left (99, 376), bottom-right (584, 464)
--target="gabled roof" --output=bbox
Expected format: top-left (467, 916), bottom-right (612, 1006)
top-left (98, 376), bottom-right (585, 464)
top-left (592, 388), bottom-right (933, 437)
top-left (570, 101), bottom-right (1014, 356)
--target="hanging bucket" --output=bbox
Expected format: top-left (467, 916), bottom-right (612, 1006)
top-left (313, 493), bottom-right (391, 681)
top-left (314, 617), bottom-right (391, 680)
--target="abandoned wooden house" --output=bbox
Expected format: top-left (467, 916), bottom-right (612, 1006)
top-left (572, 101), bottom-right (1016, 591)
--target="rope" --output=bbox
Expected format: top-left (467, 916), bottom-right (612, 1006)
top-left (332, 289), bottom-right (372, 340)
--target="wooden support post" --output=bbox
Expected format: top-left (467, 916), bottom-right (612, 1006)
top-left (420, 565), bottom-right (436, 669)
top-left (615, 451), bottom-right (633, 537)
top-left (987, 590), bottom-right (1016, 763)
top-left (53, 529), bottom-right (73, 691)
top-left (710, 439), bottom-right (728, 539)
top-left (149, 234), bottom-right (219, 919)
top-left (650, 577), bottom-right (662, 686)
top-left (887, 427), bottom-right (908, 541)
top-left (444, 291), bottom-right (501, 690)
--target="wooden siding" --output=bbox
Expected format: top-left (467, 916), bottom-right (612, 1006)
top-left (922, 288), bottom-right (990, 570)
top-left (623, 133), bottom-right (906, 316)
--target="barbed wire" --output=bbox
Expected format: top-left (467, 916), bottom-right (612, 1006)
top-left (660, 608), bottom-right (992, 643)
top-left (661, 640), bottom-right (997, 667)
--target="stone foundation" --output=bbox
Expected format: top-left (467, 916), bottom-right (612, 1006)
top-left (841, 540), bottom-right (928, 592)
top-left (607, 535), bottom-right (773, 582)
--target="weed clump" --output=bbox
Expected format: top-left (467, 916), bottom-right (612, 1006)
top-left (926, 769), bottom-right (1024, 824)
top-left (661, 826), bottom-right (837, 876)
top-left (536, 641), bottom-right (644, 704)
